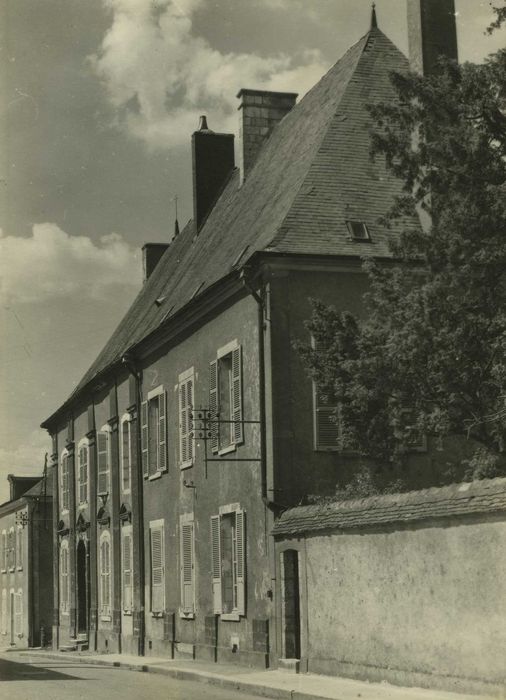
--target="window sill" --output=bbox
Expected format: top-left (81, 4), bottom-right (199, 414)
top-left (78, 502), bottom-right (88, 509)
top-left (60, 611), bottom-right (69, 616)
top-left (8, 568), bottom-right (15, 573)
top-left (0, 569), bottom-right (6, 574)
top-left (100, 615), bottom-right (112, 622)
top-left (179, 460), bottom-right (193, 471)
top-left (16, 567), bottom-right (23, 572)
top-left (220, 612), bottom-right (241, 622)
top-left (218, 444), bottom-right (236, 456)
top-left (148, 472), bottom-right (162, 481)
top-left (179, 610), bottom-right (195, 620)
top-left (151, 611), bottom-right (164, 619)
top-left (122, 610), bottom-right (132, 616)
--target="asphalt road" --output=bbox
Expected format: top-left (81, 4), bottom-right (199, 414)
top-left (0, 652), bottom-right (276, 700)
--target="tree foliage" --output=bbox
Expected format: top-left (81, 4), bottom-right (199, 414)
top-left (297, 39), bottom-right (506, 484)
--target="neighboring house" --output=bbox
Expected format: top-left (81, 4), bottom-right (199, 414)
top-left (0, 473), bottom-right (53, 649)
top-left (40, 0), bottom-right (459, 670)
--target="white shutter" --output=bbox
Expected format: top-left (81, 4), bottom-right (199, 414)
top-left (209, 360), bottom-right (219, 452)
top-left (97, 433), bottom-right (109, 494)
top-left (150, 526), bottom-right (164, 612)
top-left (1, 591), bottom-right (6, 635)
top-left (210, 515), bottom-right (222, 614)
top-left (14, 591), bottom-right (22, 636)
top-left (1, 532), bottom-right (6, 571)
top-left (180, 520), bottom-right (194, 615)
top-left (79, 446), bottom-right (88, 503)
top-left (158, 392), bottom-right (167, 472)
top-left (122, 532), bottom-right (132, 612)
top-left (121, 420), bottom-right (130, 491)
top-left (60, 545), bottom-right (68, 612)
top-left (61, 455), bottom-right (69, 510)
top-left (235, 510), bottom-right (246, 615)
top-left (231, 346), bottom-right (243, 444)
top-left (100, 536), bottom-right (111, 615)
top-left (179, 377), bottom-right (193, 466)
top-left (16, 528), bottom-right (22, 570)
top-left (141, 400), bottom-right (149, 477)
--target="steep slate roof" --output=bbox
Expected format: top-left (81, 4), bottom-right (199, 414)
top-left (272, 477), bottom-right (506, 536)
top-left (44, 25), bottom-right (419, 423)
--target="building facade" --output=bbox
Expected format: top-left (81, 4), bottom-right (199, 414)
top-left (0, 474), bottom-right (53, 649)
top-left (41, 0), bottom-right (461, 672)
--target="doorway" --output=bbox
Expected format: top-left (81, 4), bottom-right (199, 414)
top-left (76, 539), bottom-right (89, 635)
top-left (280, 549), bottom-right (301, 659)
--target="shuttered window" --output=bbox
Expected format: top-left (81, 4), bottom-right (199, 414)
top-left (209, 361), bottom-right (219, 452)
top-left (122, 528), bottom-right (133, 613)
top-left (60, 542), bottom-right (69, 613)
top-left (179, 371), bottom-right (194, 468)
top-left (97, 431), bottom-right (110, 495)
top-left (210, 508), bottom-right (246, 618)
top-left (1, 590), bottom-right (6, 635)
top-left (100, 532), bottom-right (111, 618)
top-left (213, 342), bottom-right (243, 452)
top-left (8, 529), bottom-right (15, 570)
top-left (141, 388), bottom-right (168, 477)
top-left (121, 416), bottom-right (132, 493)
top-left (179, 515), bottom-right (195, 617)
top-left (312, 337), bottom-right (340, 451)
top-left (78, 443), bottom-right (89, 503)
top-left (1, 531), bottom-right (7, 571)
top-left (14, 590), bottom-right (22, 637)
top-left (150, 521), bottom-right (164, 614)
top-left (61, 452), bottom-right (70, 511)
top-left (16, 526), bottom-right (22, 570)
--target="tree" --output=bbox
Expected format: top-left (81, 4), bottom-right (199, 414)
top-left (297, 26), bottom-right (506, 488)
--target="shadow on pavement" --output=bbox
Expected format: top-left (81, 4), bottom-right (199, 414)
top-left (0, 657), bottom-right (81, 681)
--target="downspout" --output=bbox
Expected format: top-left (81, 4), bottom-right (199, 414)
top-left (121, 353), bottom-right (145, 656)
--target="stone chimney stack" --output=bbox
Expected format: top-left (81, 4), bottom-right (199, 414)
top-left (192, 116), bottom-right (235, 230)
top-left (237, 89), bottom-right (297, 182)
top-left (142, 243), bottom-right (169, 282)
top-left (407, 0), bottom-right (458, 75)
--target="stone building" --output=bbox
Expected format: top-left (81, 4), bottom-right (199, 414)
top-left (40, 0), bottom-right (463, 677)
top-left (0, 473), bottom-right (53, 649)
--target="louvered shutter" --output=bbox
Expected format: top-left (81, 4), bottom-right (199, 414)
top-left (315, 389), bottom-right (340, 449)
top-left (1, 533), bottom-right (6, 570)
top-left (158, 392), bottom-right (167, 472)
top-left (97, 432), bottom-right (109, 494)
top-left (8, 531), bottom-right (14, 569)
top-left (180, 521), bottom-right (194, 615)
top-left (150, 526), bottom-right (164, 612)
top-left (187, 379), bottom-right (194, 461)
top-left (1, 591), bottom-right (6, 635)
top-left (60, 546), bottom-right (68, 612)
top-left (231, 346), bottom-right (243, 444)
top-left (235, 510), bottom-right (246, 615)
top-left (141, 400), bottom-right (149, 477)
top-left (122, 421), bottom-right (130, 490)
top-left (209, 360), bottom-right (219, 452)
top-left (79, 446), bottom-right (88, 503)
top-left (122, 533), bottom-right (132, 611)
top-left (61, 455), bottom-right (69, 510)
top-left (179, 382), bottom-right (188, 464)
top-left (210, 515), bottom-right (222, 614)
top-left (14, 591), bottom-right (22, 636)
top-left (16, 528), bottom-right (22, 570)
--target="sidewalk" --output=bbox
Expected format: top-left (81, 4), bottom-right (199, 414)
top-left (12, 648), bottom-right (504, 700)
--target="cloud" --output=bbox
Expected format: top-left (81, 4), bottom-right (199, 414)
top-left (0, 429), bottom-right (50, 503)
top-left (0, 224), bottom-right (141, 304)
top-left (90, 0), bottom-right (327, 148)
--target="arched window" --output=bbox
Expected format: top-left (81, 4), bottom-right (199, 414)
top-left (97, 427), bottom-right (111, 496)
top-left (60, 449), bottom-right (70, 511)
top-left (77, 439), bottom-right (89, 505)
top-left (99, 531), bottom-right (111, 619)
top-left (120, 414), bottom-right (133, 494)
top-left (60, 540), bottom-right (69, 613)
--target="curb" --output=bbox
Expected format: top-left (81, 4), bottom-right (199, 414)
top-left (14, 650), bottom-right (335, 700)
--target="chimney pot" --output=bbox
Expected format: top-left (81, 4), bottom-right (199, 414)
top-left (198, 115), bottom-right (210, 131)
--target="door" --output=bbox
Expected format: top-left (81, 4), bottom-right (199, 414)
top-left (76, 539), bottom-right (89, 635)
top-left (280, 549), bottom-right (301, 659)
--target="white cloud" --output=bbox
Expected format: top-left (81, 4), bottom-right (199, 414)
top-left (90, 0), bottom-right (327, 148)
top-left (0, 429), bottom-right (50, 504)
top-left (0, 224), bottom-right (141, 304)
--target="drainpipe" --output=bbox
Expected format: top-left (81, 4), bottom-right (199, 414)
top-left (121, 353), bottom-right (145, 656)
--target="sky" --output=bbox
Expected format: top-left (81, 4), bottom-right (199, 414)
top-left (0, 0), bottom-right (504, 503)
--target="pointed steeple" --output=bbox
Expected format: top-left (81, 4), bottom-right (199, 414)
top-left (371, 2), bottom-right (378, 29)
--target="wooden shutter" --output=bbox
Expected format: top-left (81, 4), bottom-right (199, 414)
top-left (1, 533), bottom-right (6, 570)
top-left (231, 346), bottom-right (243, 444)
top-left (97, 432), bottom-right (109, 494)
top-left (1, 591), bottom-right (6, 635)
top-left (61, 455), bottom-right (69, 510)
top-left (122, 532), bottom-right (132, 612)
top-left (122, 421), bottom-right (130, 490)
top-left (8, 531), bottom-right (14, 569)
top-left (209, 360), bottom-right (219, 452)
top-left (210, 515), bottom-right (222, 614)
top-left (150, 526), bottom-right (164, 612)
top-left (235, 510), bottom-right (246, 615)
top-left (14, 591), bottom-right (22, 636)
top-left (141, 400), bottom-right (149, 477)
top-left (315, 389), bottom-right (339, 450)
top-left (16, 528), bottom-right (22, 570)
top-left (180, 520), bottom-right (194, 615)
top-left (60, 545), bottom-right (68, 612)
top-left (179, 378), bottom-right (193, 465)
top-left (158, 392), bottom-right (167, 472)
top-left (79, 446), bottom-right (88, 503)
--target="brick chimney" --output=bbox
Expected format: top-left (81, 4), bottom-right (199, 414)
top-left (237, 89), bottom-right (297, 182)
top-left (407, 0), bottom-right (458, 75)
top-left (142, 243), bottom-right (169, 282)
top-left (192, 116), bottom-right (235, 230)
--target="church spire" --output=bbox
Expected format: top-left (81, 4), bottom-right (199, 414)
top-left (371, 2), bottom-right (378, 29)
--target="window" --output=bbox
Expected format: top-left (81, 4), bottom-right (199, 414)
top-left (8, 528), bottom-right (15, 571)
top-left (1, 590), bottom-right (6, 635)
top-left (141, 386), bottom-right (167, 478)
top-left (1, 531), bottom-right (6, 572)
top-left (312, 336), bottom-right (342, 452)
top-left (16, 526), bottom-right (22, 570)
top-left (121, 414), bottom-right (133, 493)
top-left (149, 520), bottom-right (165, 614)
top-left (121, 526), bottom-right (133, 614)
top-left (346, 220), bottom-right (371, 241)
top-left (179, 369), bottom-right (194, 469)
top-left (179, 513), bottom-right (195, 618)
top-left (60, 450), bottom-right (70, 511)
top-left (97, 427), bottom-right (111, 496)
top-left (60, 541), bottom-right (69, 614)
top-left (99, 531), bottom-right (111, 619)
top-left (210, 505), bottom-right (246, 619)
top-left (78, 439), bottom-right (89, 504)
top-left (210, 342), bottom-right (243, 454)
top-left (14, 589), bottom-right (22, 637)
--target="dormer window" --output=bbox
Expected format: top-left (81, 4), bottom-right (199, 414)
top-left (346, 220), bottom-right (371, 241)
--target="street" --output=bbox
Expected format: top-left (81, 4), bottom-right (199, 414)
top-left (0, 652), bottom-right (275, 700)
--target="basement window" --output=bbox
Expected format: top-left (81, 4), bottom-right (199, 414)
top-left (346, 220), bottom-right (371, 241)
